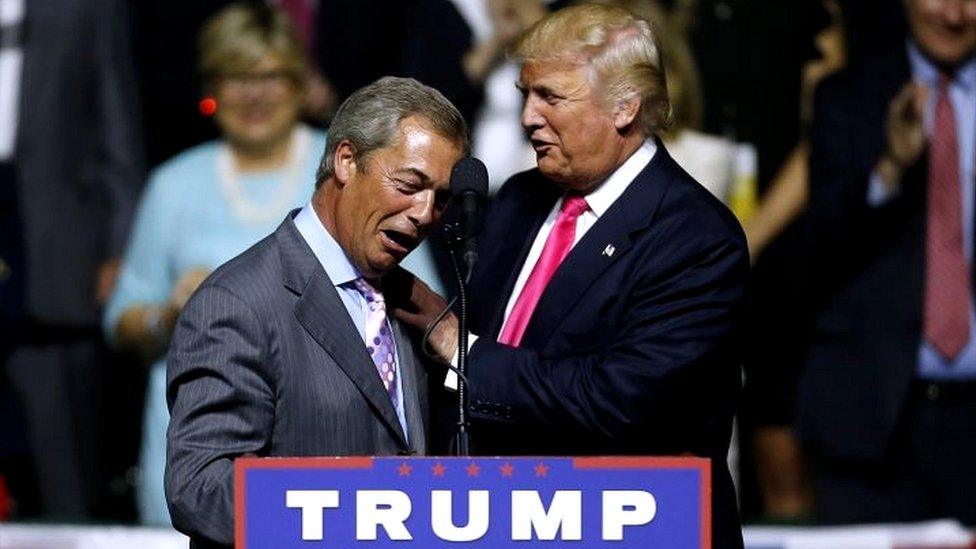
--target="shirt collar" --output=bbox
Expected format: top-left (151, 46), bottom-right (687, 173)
top-left (908, 40), bottom-right (976, 91)
top-left (294, 202), bottom-right (361, 287)
top-left (581, 139), bottom-right (657, 218)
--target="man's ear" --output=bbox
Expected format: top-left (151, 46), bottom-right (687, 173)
top-left (613, 92), bottom-right (641, 131)
top-left (333, 140), bottom-right (358, 188)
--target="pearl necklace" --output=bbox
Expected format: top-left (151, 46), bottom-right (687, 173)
top-left (217, 125), bottom-right (312, 225)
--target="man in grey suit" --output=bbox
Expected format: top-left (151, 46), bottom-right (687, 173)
top-left (1, 0), bottom-right (144, 519)
top-left (165, 77), bottom-right (467, 548)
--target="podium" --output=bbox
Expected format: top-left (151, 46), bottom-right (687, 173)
top-left (235, 456), bottom-right (710, 548)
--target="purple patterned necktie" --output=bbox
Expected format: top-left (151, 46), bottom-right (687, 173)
top-left (353, 278), bottom-right (399, 408)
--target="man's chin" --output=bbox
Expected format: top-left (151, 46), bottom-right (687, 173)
top-left (915, 38), bottom-right (976, 69)
top-left (538, 165), bottom-right (593, 192)
top-left (537, 160), bottom-right (568, 182)
top-left (368, 252), bottom-right (406, 278)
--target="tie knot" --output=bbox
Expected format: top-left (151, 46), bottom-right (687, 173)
top-left (560, 194), bottom-right (589, 218)
top-left (353, 278), bottom-right (384, 305)
top-left (938, 72), bottom-right (954, 94)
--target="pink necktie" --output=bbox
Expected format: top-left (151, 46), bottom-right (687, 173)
top-left (924, 75), bottom-right (972, 360)
top-left (353, 278), bottom-right (399, 407)
top-left (498, 194), bottom-right (589, 346)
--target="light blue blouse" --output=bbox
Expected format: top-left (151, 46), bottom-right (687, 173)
top-left (104, 127), bottom-right (326, 339)
top-left (103, 126), bottom-right (325, 526)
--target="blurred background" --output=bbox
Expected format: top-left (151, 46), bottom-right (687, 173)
top-left (2, 0), bottom-right (975, 545)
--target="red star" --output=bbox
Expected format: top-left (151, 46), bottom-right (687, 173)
top-left (534, 462), bottom-right (549, 477)
top-left (432, 462), bottom-right (447, 477)
top-left (500, 462), bottom-right (515, 477)
top-left (397, 462), bottom-right (412, 476)
top-left (465, 462), bottom-right (481, 477)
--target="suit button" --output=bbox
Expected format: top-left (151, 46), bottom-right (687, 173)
top-left (926, 383), bottom-right (939, 402)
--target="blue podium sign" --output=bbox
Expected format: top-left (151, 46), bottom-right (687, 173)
top-left (235, 456), bottom-right (710, 548)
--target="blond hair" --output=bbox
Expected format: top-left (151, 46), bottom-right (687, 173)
top-left (198, 3), bottom-right (306, 86)
top-left (586, 0), bottom-right (702, 132)
top-left (512, 3), bottom-right (672, 135)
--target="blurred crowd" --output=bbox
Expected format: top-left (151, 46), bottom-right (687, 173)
top-left (1, 0), bottom-right (973, 532)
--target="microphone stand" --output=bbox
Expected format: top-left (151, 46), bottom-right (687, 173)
top-left (442, 223), bottom-right (471, 456)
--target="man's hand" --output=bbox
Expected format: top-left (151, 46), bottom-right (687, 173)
top-left (95, 258), bottom-right (122, 306)
top-left (387, 269), bottom-right (459, 364)
top-left (171, 268), bottom-right (211, 312)
top-left (878, 81), bottom-right (927, 190)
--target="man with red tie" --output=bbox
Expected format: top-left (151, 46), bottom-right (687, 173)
top-left (800, 0), bottom-right (976, 526)
top-left (398, 5), bottom-right (748, 547)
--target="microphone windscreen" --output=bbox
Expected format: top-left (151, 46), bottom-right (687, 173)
top-left (450, 157), bottom-right (489, 197)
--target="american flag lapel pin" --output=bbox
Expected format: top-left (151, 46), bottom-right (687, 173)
top-left (602, 244), bottom-right (615, 257)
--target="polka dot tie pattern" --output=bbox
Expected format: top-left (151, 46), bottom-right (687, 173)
top-left (353, 278), bottom-right (399, 409)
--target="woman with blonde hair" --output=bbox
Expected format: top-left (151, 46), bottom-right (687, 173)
top-left (104, 3), bottom-right (325, 525)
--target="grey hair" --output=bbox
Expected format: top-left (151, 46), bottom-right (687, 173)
top-left (315, 77), bottom-right (469, 188)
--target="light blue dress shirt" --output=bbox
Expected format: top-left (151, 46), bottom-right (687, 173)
top-left (869, 42), bottom-right (976, 380)
top-left (293, 203), bottom-right (410, 437)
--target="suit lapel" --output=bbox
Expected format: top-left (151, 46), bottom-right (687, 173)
top-left (392, 320), bottom-right (426, 454)
top-left (277, 215), bottom-right (409, 449)
top-left (520, 144), bottom-right (676, 349)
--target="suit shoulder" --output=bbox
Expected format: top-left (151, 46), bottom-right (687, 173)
top-left (657, 157), bottom-right (747, 249)
top-left (492, 168), bottom-right (562, 211)
top-left (495, 168), bottom-right (547, 197)
top-left (199, 232), bottom-right (282, 305)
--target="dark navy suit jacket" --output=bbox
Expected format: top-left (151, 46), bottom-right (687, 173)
top-left (799, 47), bottom-right (963, 463)
top-left (464, 143), bottom-right (748, 548)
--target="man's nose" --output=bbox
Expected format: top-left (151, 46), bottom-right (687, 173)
top-left (960, 0), bottom-right (976, 22)
top-left (521, 95), bottom-right (546, 130)
top-left (943, 0), bottom-right (968, 24)
top-left (407, 190), bottom-right (435, 228)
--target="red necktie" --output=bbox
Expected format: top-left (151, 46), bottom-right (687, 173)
top-left (924, 75), bottom-right (972, 360)
top-left (498, 194), bottom-right (589, 347)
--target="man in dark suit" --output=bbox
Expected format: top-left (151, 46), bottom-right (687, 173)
top-left (398, 5), bottom-right (748, 548)
top-left (164, 77), bottom-right (466, 548)
top-left (0, 0), bottom-right (144, 519)
top-left (800, 0), bottom-right (976, 525)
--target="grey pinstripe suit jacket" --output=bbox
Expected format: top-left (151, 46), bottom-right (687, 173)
top-left (165, 213), bottom-right (429, 546)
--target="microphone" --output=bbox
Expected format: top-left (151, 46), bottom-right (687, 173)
top-left (445, 157), bottom-right (487, 457)
top-left (449, 157), bottom-right (489, 271)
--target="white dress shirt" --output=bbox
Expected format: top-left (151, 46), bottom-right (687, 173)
top-left (0, 0), bottom-right (25, 160)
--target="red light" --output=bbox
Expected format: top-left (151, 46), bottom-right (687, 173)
top-left (198, 97), bottom-right (218, 117)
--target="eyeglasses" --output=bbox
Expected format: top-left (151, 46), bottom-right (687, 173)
top-left (215, 70), bottom-right (297, 93)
